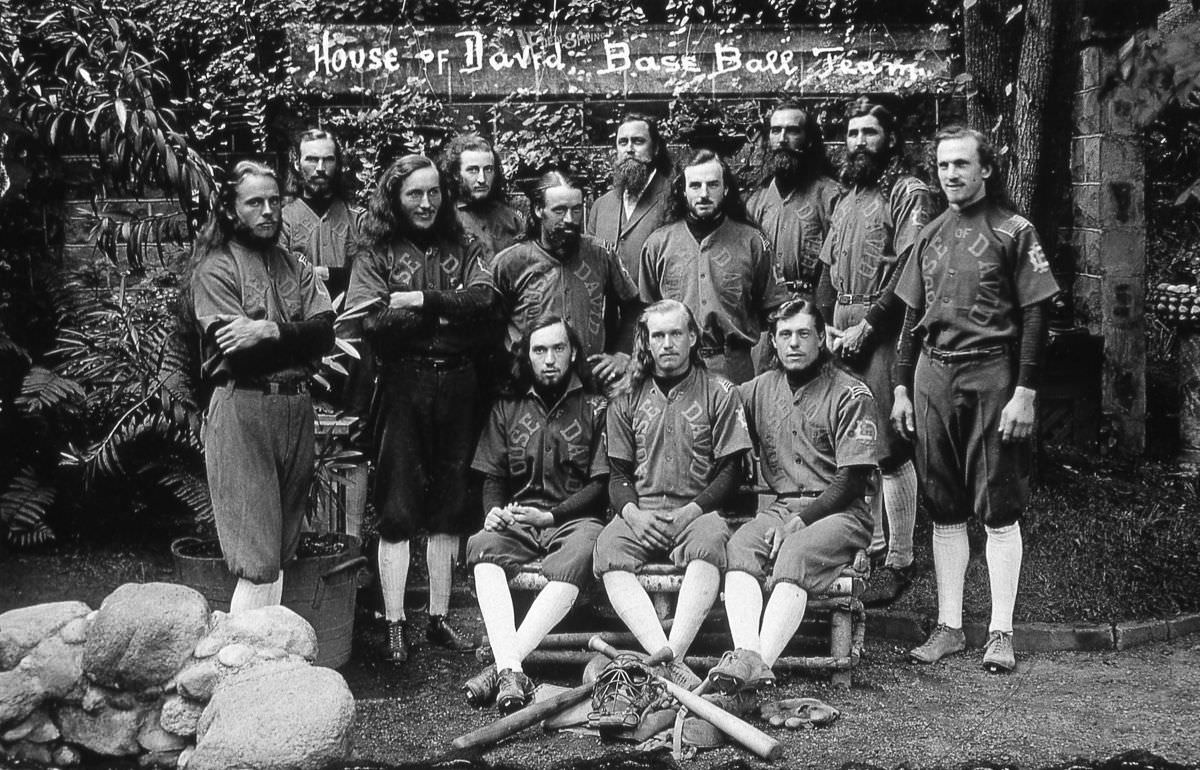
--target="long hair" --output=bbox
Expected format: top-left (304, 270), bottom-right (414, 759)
top-left (359, 154), bottom-right (462, 248)
top-left (631, 300), bottom-right (705, 387)
top-left (759, 99), bottom-right (837, 186)
top-left (524, 168), bottom-right (581, 241)
top-left (505, 314), bottom-right (594, 396)
top-left (840, 98), bottom-right (923, 197)
top-left (666, 148), bottom-right (749, 223)
top-left (440, 133), bottom-right (508, 207)
top-left (287, 128), bottom-right (348, 199)
top-left (618, 112), bottom-right (673, 176)
top-left (932, 124), bottom-right (1013, 209)
top-left (191, 160), bottom-right (280, 258)
top-left (762, 298), bottom-right (827, 371)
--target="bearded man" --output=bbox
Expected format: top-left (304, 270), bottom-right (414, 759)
top-left (442, 133), bottom-right (523, 256)
top-left (746, 100), bottom-right (840, 298)
top-left (492, 169), bottom-right (640, 391)
top-left (816, 100), bottom-right (934, 606)
top-left (191, 161), bottom-right (334, 614)
top-left (639, 148), bottom-right (787, 385)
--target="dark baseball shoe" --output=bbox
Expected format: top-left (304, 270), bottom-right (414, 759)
top-left (386, 620), bottom-right (410, 664)
top-left (427, 614), bottom-right (474, 651)
top-left (463, 664), bottom-right (499, 707)
top-left (982, 631), bottom-right (1016, 673)
top-left (908, 623), bottom-right (966, 664)
top-left (708, 648), bottom-right (776, 693)
top-left (496, 668), bottom-right (534, 715)
top-left (654, 658), bottom-right (702, 690)
top-left (862, 564), bottom-right (914, 607)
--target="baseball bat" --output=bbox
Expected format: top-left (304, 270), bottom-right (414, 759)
top-left (450, 681), bottom-right (593, 750)
top-left (587, 636), bottom-right (783, 761)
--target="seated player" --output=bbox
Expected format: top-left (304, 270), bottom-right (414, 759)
top-left (593, 299), bottom-right (753, 679)
top-left (463, 315), bottom-right (610, 714)
top-left (709, 299), bottom-right (876, 691)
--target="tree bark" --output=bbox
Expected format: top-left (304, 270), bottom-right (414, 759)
top-left (1009, 0), bottom-right (1062, 218)
top-left (962, 0), bottom-right (1019, 143)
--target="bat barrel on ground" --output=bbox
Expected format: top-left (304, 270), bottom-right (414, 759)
top-left (587, 636), bottom-right (784, 761)
top-left (450, 681), bottom-right (593, 751)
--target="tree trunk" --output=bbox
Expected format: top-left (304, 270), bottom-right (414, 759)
top-left (962, 0), bottom-right (1019, 147)
top-left (1009, 0), bottom-right (1062, 218)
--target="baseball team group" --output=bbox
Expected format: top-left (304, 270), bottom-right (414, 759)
top-left (188, 94), bottom-right (1060, 716)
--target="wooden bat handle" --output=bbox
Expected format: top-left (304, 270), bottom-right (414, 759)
top-left (586, 635), bottom-right (672, 665)
top-left (587, 634), bottom-right (782, 761)
top-left (450, 681), bottom-right (593, 750)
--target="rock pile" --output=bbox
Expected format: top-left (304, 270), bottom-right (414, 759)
top-left (0, 583), bottom-right (355, 769)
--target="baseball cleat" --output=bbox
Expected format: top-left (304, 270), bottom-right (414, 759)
top-left (908, 623), bottom-right (966, 664)
top-left (862, 564), bottom-right (914, 607)
top-left (495, 668), bottom-right (534, 715)
top-left (982, 630), bottom-right (1016, 673)
top-left (462, 664), bottom-right (499, 707)
top-left (386, 620), bottom-right (410, 664)
top-left (427, 614), bottom-right (475, 651)
top-left (707, 648), bottom-right (776, 693)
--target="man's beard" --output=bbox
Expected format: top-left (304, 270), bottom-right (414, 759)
top-left (460, 179), bottom-right (492, 208)
top-left (613, 157), bottom-right (652, 197)
top-left (842, 148), bottom-right (889, 187)
top-left (232, 220), bottom-right (280, 250)
top-left (303, 174), bottom-right (334, 200)
top-left (545, 223), bottom-right (581, 255)
top-left (762, 147), bottom-right (804, 187)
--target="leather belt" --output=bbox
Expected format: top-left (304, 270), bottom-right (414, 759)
top-left (924, 344), bottom-right (1009, 363)
top-left (229, 379), bottom-right (309, 395)
top-left (837, 292), bottom-right (881, 305)
top-left (395, 353), bottom-right (473, 370)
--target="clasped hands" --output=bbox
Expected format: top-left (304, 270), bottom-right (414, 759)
top-left (484, 504), bottom-right (554, 531)
top-left (623, 502), bottom-right (701, 550)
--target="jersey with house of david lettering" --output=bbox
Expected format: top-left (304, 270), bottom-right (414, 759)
top-left (895, 198), bottom-right (1060, 350)
top-left (607, 367), bottom-right (753, 510)
top-left (820, 176), bottom-right (932, 306)
top-left (747, 177), bottom-right (841, 289)
top-left (739, 363), bottom-right (878, 519)
top-left (471, 376), bottom-right (609, 513)
top-left (492, 235), bottom-right (638, 358)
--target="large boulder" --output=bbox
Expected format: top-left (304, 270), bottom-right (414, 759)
top-left (83, 583), bottom-right (210, 690)
top-left (20, 633), bottom-right (84, 699)
top-left (57, 702), bottom-right (148, 756)
top-left (0, 668), bottom-right (41, 726)
top-left (0, 602), bottom-right (91, 670)
top-left (158, 694), bottom-right (204, 738)
top-left (188, 666), bottom-right (353, 770)
top-left (192, 607), bottom-right (317, 662)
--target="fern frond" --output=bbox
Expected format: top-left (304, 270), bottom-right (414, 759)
top-left (16, 366), bottom-right (85, 415)
top-left (0, 468), bottom-right (57, 547)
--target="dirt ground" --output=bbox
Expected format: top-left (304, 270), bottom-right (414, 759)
top-left (2, 542), bottom-right (1198, 770)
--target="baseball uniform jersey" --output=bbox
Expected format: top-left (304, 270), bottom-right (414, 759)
top-left (747, 176), bottom-right (841, 292)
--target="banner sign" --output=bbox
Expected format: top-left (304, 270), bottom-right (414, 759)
top-left (289, 24), bottom-right (951, 97)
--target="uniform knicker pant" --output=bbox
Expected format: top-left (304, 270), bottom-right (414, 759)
top-left (204, 385), bottom-right (314, 584)
top-left (373, 359), bottom-right (482, 541)
top-left (467, 518), bottom-right (605, 588)
top-left (833, 302), bottom-right (911, 470)
top-left (701, 346), bottom-right (755, 386)
top-left (725, 498), bottom-right (871, 594)
top-left (593, 507), bottom-right (731, 575)
top-left (913, 353), bottom-right (1030, 528)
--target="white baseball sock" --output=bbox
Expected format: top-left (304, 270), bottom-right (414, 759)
top-left (868, 474), bottom-right (886, 558)
top-left (985, 523), bottom-right (1023, 634)
top-left (378, 539), bottom-right (411, 622)
top-left (667, 561), bottom-right (720, 659)
top-left (229, 574), bottom-right (283, 614)
top-left (881, 461), bottom-right (918, 569)
top-left (933, 522), bottom-right (970, 629)
top-left (426, 534), bottom-right (458, 617)
top-left (759, 582), bottom-right (808, 667)
top-left (723, 571), bottom-right (764, 653)
top-left (603, 571), bottom-right (670, 655)
top-left (513, 581), bottom-right (579, 665)
top-left (473, 563), bottom-right (519, 670)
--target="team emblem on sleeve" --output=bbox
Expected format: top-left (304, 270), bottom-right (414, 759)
top-left (851, 418), bottom-right (878, 443)
top-left (1027, 242), bottom-right (1050, 274)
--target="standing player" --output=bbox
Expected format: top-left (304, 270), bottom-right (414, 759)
top-left (442, 133), bottom-right (524, 257)
top-left (191, 161), bottom-right (334, 612)
top-left (346, 154), bottom-right (499, 664)
top-left (746, 100), bottom-right (840, 298)
top-left (281, 129), bottom-right (361, 300)
top-left (817, 100), bottom-right (933, 605)
top-left (709, 299), bottom-right (876, 690)
top-left (586, 113), bottom-right (674, 279)
top-left (492, 170), bottom-right (641, 390)
top-left (640, 149), bottom-right (788, 384)
top-left (593, 300), bottom-right (753, 675)
top-left (463, 316), bottom-right (609, 714)
top-left (892, 126), bottom-right (1059, 673)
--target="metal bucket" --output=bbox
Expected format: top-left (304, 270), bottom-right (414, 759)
top-left (171, 534), bottom-right (366, 668)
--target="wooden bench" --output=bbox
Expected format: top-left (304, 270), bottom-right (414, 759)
top-left (488, 548), bottom-right (869, 688)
